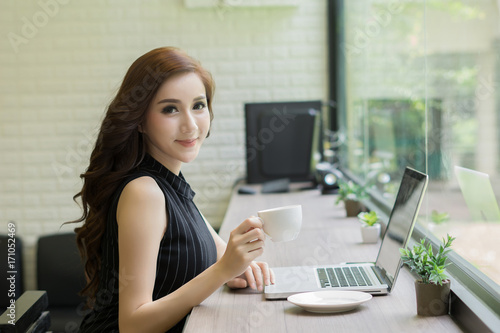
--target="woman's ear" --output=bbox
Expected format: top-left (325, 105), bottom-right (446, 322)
top-left (138, 123), bottom-right (144, 133)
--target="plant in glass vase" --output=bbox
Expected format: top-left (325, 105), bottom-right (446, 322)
top-left (399, 234), bottom-right (455, 316)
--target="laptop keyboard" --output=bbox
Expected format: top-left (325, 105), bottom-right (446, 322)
top-left (317, 267), bottom-right (374, 288)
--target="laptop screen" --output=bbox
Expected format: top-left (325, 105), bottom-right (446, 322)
top-left (454, 166), bottom-right (500, 223)
top-left (375, 167), bottom-right (428, 291)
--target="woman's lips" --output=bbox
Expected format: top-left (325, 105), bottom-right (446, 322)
top-left (176, 138), bottom-right (197, 147)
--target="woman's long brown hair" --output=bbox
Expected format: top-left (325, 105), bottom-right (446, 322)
top-left (71, 47), bottom-right (215, 303)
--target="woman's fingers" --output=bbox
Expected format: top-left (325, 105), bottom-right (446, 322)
top-left (243, 262), bottom-right (275, 291)
top-left (243, 241), bottom-right (265, 261)
top-left (226, 276), bottom-right (248, 289)
top-left (225, 261), bottom-right (275, 291)
top-left (227, 233), bottom-right (264, 255)
top-left (241, 227), bottom-right (266, 244)
top-left (243, 267), bottom-right (256, 290)
top-left (232, 217), bottom-right (263, 235)
top-left (245, 263), bottom-right (262, 291)
top-left (255, 261), bottom-right (270, 286)
top-left (228, 225), bottom-right (266, 255)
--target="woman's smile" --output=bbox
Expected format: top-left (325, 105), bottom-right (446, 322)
top-left (176, 138), bottom-right (198, 147)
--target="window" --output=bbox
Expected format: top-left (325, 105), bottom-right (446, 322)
top-left (330, 0), bottom-right (500, 325)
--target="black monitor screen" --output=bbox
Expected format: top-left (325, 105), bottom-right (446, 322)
top-left (245, 101), bottom-right (322, 184)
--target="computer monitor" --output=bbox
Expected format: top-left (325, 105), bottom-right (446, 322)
top-left (454, 166), bottom-right (500, 222)
top-left (245, 100), bottom-right (322, 184)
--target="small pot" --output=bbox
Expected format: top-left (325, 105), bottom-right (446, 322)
top-left (414, 280), bottom-right (451, 316)
top-left (344, 199), bottom-right (363, 217)
top-left (360, 223), bottom-right (381, 243)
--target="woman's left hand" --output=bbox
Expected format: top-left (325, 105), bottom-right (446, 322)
top-left (226, 261), bottom-right (275, 291)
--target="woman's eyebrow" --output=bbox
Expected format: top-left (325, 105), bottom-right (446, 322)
top-left (157, 98), bottom-right (181, 104)
top-left (193, 95), bottom-right (207, 102)
top-left (157, 95), bottom-right (207, 104)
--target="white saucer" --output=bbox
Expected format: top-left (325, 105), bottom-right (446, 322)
top-left (287, 291), bottom-right (372, 314)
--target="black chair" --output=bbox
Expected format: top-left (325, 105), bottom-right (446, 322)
top-left (36, 232), bottom-right (89, 333)
top-left (0, 234), bottom-right (24, 310)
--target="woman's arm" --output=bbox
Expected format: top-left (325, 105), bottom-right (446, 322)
top-left (203, 214), bottom-right (275, 291)
top-left (116, 177), bottom-right (265, 333)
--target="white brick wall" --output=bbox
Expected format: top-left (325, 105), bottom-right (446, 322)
top-left (0, 0), bottom-right (327, 289)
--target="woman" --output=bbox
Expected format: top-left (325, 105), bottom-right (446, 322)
top-left (72, 47), bottom-right (274, 333)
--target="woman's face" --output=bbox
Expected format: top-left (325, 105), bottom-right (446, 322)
top-left (140, 72), bottom-right (211, 174)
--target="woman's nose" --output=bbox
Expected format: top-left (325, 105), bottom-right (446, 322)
top-left (180, 111), bottom-right (198, 134)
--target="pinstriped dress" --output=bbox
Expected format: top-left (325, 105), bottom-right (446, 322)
top-left (79, 154), bottom-right (218, 333)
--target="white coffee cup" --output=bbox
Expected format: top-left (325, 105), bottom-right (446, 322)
top-left (258, 205), bottom-right (302, 242)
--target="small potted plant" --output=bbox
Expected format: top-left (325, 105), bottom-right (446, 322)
top-left (399, 234), bottom-right (455, 316)
top-left (357, 210), bottom-right (381, 243)
top-left (335, 180), bottom-right (368, 217)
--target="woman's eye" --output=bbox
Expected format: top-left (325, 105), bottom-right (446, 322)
top-left (193, 102), bottom-right (206, 110)
top-left (161, 106), bottom-right (177, 114)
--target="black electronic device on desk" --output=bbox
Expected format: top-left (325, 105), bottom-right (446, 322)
top-left (315, 162), bottom-right (341, 195)
top-left (244, 100), bottom-right (322, 185)
top-left (261, 178), bottom-right (290, 194)
top-left (237, 186), bottom-right (257, 195)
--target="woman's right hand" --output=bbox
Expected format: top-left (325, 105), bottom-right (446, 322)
top-left (216, 217), bottom-right (265, 282)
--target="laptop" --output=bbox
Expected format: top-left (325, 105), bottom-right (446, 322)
top-left (264, 167), bottom-right (428, 299)
top-left (454, 166), bottom-right (500, 222)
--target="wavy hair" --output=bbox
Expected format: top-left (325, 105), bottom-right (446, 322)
top-left (71, 47), bottom-right (215, 302)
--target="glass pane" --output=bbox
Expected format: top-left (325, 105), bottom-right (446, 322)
top-left (423, 0), bottom-right (500, 286)
top-left (340, 0), bottom-right (500, 286)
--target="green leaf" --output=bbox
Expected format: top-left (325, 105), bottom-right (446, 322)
top-left (431, 210), bottom-right (450, 224)
top-left (399, 234), bottom-right (455, 284)
top-left (358, 210), bottom-right (380, 226)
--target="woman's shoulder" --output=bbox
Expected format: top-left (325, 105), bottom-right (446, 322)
top-left (116, 176), bottom-right (167, 231)
top-left (120, 175), bottom-right (164, 203)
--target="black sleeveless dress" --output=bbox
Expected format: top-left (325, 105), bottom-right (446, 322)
top-left (79, 154), bottom-right (218, 332)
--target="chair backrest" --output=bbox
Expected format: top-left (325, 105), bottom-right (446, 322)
top-left (0, 234), bottom-right (24, 309)
top-left (36, 232), bottom-right (86, 307)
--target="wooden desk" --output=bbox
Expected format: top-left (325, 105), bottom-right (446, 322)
top-left (184, 184), bottom-right (463, 332)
